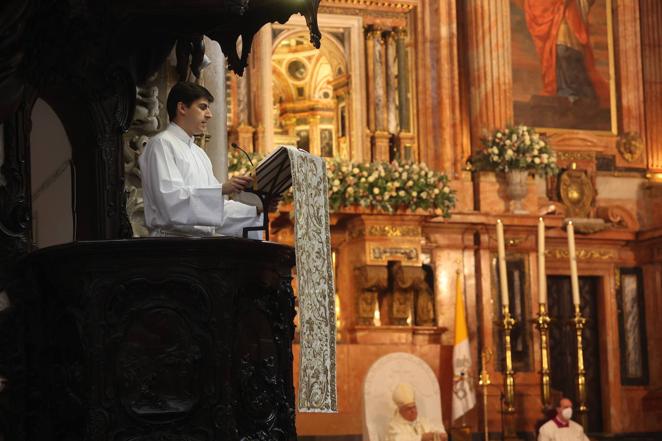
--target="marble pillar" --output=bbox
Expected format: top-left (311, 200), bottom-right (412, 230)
top-left (385, 30), bottom-right (399, 136)
top-left (373, 28), bottom-right (390, 162)
top-left (396, 28), bottom-right (410, 134)
top-left (365, 27), bottom-right (376, 134)
top-left (374, 29), bottom-right (387, 133)
top-left (464, 0), bottom-right (513, 147)
top-left (437, 0), bottom-right (467, 176)
top-left (615, 0), bottom-right (646, 169)
top-left (202, 37), bottom-right (228, 183)
top-left (641, 0), bottom-right (662, 172)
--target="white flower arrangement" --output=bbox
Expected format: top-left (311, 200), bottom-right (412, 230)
top-left (229, 151), bottom-right (456, 217)
top-left (467, 125), bottom-right (559, 176)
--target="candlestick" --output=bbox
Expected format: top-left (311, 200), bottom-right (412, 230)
top-left (538, 217), bottom-right (547, 304)
top-left (501, 306), bottom-right (516, 413)
top-left (496, 219), bottom-right (509, 307)
top-left (479, 350), bottom-right (492, 441)
top-left (571, 304), bottom-right (589, 428)
top-left (567, 221), bottom-right (580, 305)
top-left (532, 303), bottom-right (552, 408)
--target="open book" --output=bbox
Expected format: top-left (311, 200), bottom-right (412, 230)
top-left (229, 145), bottom-right (293, 208)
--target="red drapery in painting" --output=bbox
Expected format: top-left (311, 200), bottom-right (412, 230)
top-left (523, 0), bottom-right (609, 106)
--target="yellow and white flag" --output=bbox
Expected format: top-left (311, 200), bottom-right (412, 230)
top-left (452, 269), bottom-right (476, 421)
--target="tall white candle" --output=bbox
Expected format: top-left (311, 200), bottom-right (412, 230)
top-left (567, 221), bottom-right (580, 306)
top-left (496, 219), bottom-right (509, 307)
top-left (538, 217), bottom-right (547, 304)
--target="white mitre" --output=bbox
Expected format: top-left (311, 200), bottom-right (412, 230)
top-left (392, 383), bottom-right (416, 407)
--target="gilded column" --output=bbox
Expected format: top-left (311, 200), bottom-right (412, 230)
top-left (236, 71), bottom-right (255, 151)
top-left (464, 0), bottom-right (513, 148)
top-left (641, 0), bottom-right (662, 172)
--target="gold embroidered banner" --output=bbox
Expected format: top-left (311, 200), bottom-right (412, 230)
top-left (287, 147), bottom-right (337, 413)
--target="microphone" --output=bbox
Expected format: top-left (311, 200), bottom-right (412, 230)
top-left (231, 142), bottom-right (254, 167)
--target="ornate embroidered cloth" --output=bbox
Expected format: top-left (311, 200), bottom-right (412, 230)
top-left (287, 147), bottom-right (337, 412)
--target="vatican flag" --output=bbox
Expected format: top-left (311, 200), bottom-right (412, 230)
top-left (452, 269), bottom-right (476, 422)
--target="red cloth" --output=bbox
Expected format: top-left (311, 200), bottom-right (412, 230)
top-left (553, 416), bottom-right (570, 428)
top-left (523, 0), bottom-right (609, 106)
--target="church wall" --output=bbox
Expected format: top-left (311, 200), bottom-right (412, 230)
top-left (264, 0), bottom-right (662, 437)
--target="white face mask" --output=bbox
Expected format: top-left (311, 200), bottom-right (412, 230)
top-left (561, 408), bottom-right (573, 420)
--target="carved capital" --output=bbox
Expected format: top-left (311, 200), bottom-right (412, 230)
top-left (354, 265), bottom-right (388, 291)
top-left (616, 132), bottom-right (644, 163)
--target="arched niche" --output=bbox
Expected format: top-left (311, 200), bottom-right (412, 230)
top-left (30, 99), bottom-right (74, 247)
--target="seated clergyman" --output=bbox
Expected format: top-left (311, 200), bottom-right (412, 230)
top-left (386, 383), bottom-right (447, 441)
top-left (538, 397), bottom-right (589, 441)
top-left (139, 81), bottom-right (274, 238)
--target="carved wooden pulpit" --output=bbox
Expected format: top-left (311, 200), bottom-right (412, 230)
top-left (0, 1), bottom-right (322, 440)
top-left (12, 238), bottom-right (296, 440)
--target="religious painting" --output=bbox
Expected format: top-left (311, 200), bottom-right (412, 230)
top-left (510, 0), bottom-right (617, 132)
top-left (491, 254), bottom-right (533, 372)
top-left (616, 268), bottom-right (649, 385)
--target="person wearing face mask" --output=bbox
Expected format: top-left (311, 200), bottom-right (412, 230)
top-left (385, 383), bottom-right (447, 441)
top-left (538, 397), bottom-right (590, 441)
top-left (140, 82), bottom-right (270, 238)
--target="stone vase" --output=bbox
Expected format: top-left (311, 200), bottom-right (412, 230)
top-left (505, 169), bottom-right (529, 214)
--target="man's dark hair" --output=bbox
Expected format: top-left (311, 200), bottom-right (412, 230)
top-left (166, 82), bottom-right (214, 121)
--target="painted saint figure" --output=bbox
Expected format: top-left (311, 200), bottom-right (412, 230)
top-left (524, 0), bottom-right (609, 106)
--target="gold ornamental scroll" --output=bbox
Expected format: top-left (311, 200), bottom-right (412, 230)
top-left (287, 147), bottom-right (337, 412)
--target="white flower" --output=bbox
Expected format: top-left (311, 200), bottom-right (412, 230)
top-left (373, 187), bottom-right (380, 194)
top-left (534, 157), bottom-right (541, 164)
top-left (491, 147), bottom-right (499, 154)
top-left (352, 167), bottom-right (359, 174)
top-left (399, 190), bottom-right (406, 197)
top-left (346, 187), bottom-right (354, 194)
top-left (406, 180), bottom-right (414, 187)
top-left (412, 191), bottom-right (418, 197)
top-left (433, 188), bottom-right (440, 195)
top-left (333, 179), bottom-right (340, 186)
top-left (443, 186), bottom-right (450, 193)
top-left (496, 132), bottom-right (503, 139)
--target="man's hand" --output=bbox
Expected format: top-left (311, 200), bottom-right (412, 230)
top-left (222, 175), bottom-right (252, 195)
top-left (422, 432), bottom-right (447, 441)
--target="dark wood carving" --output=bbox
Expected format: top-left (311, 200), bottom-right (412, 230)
top-left (5, 237), bottom-right (296, 441)
top-left (0, 1), bottom-right (321, 403)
